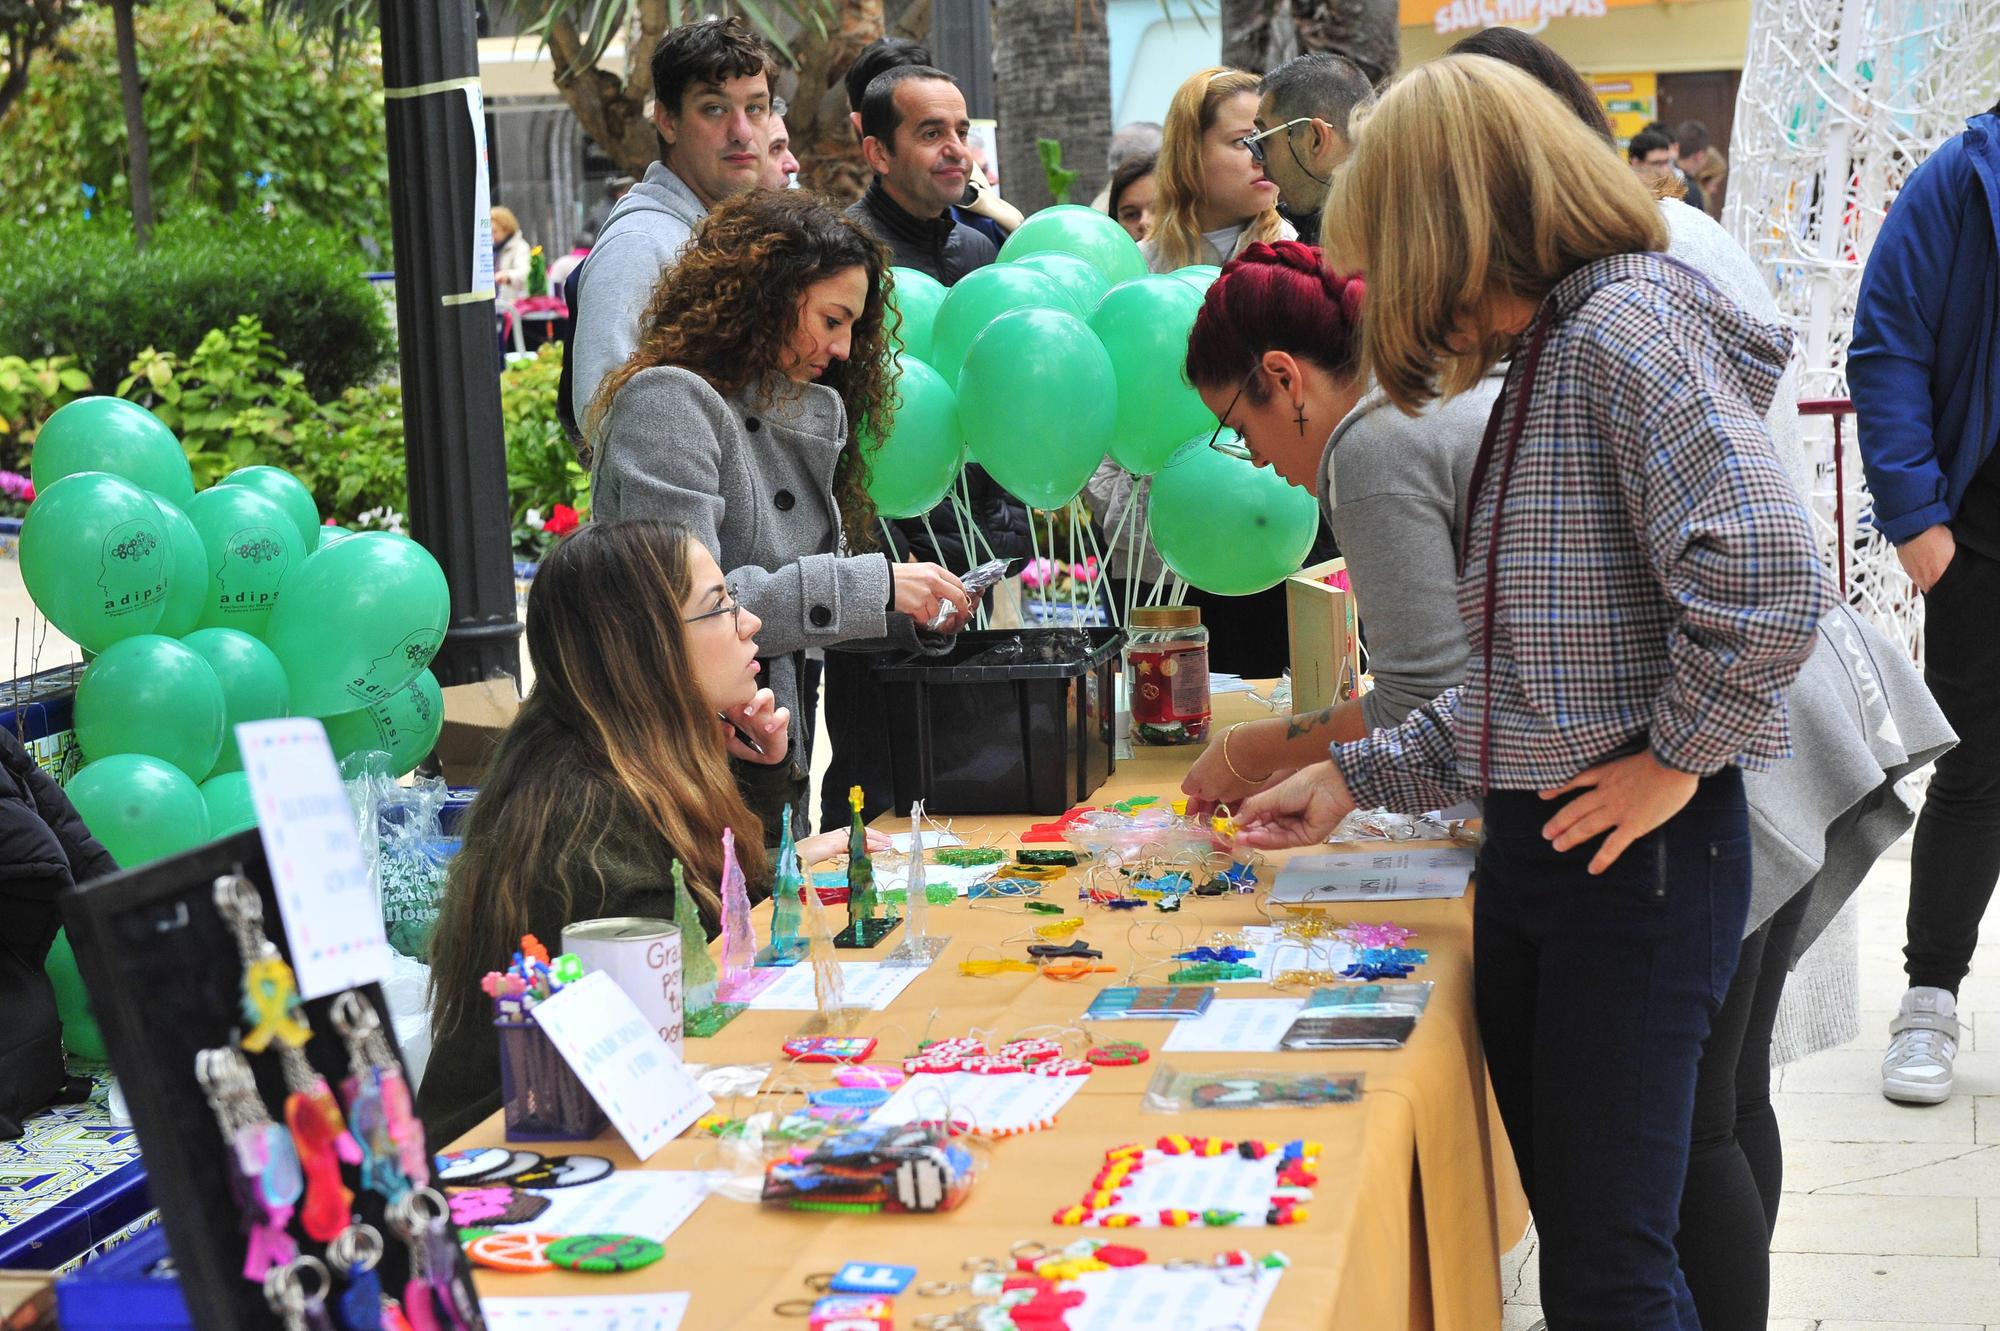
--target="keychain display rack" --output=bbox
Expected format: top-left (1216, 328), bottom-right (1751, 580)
top-left (61, 828), bottom-right (485, 1331)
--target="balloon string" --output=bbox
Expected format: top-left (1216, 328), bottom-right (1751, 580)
top-left (1125, 473), bottom-right (1148, 629)
top-left (1169, 576), bottom-right (1189, 607)
top-left (955, 469), bottom-right (1001, 567)
top-left (1147, 561), bottom-right (1172, 607)
top-left (1026, 508), bottom-right (1044, 628)
top-left (1098, 480), bottom-right (1136, 629)
top-left (1079, 506), bottom-right (1110, 627)
top-left (1065, 504), bottom-right (1078, 623)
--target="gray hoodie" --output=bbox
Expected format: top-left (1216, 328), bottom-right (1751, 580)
top-left (568, 162), bottom-right (709, 424)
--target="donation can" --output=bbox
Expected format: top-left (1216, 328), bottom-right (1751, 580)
top-left (561, 916), bottom-right (684, 1056)
top-left (1126, 605), bottom-right (1210, 744)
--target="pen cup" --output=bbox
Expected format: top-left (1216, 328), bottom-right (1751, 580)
top-left (495, 1015), bottom-right (609, 1142)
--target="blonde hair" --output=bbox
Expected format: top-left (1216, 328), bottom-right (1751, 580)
top-left (490, 205), bottom-right (520, 243)
top-left (1323, 55), bottom-right (1668, 412)
top-left (1148, 67), bottom-right (1287, 270)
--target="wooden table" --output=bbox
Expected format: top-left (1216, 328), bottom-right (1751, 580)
top-left (451, 691), bottom-right (1527, 1329)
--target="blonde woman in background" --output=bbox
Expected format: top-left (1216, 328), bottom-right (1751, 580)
top-left (1141, 66), bottom-right (1294, 272)
top-left (491, 206), bottom-right (532, 297)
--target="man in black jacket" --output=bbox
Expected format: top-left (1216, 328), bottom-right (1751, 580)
top-left (846, 65), bottom-right (997, 283)
top-left (0, 728), bottom-right (116, 1139)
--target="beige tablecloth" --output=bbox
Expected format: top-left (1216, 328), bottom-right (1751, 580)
top-left (450, 692), bottom-right (1527, 1329)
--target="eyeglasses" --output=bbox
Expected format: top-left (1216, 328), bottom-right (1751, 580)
top-left (687, 595), bottom-right (745, 633)
top-left (1203, 368), bottom-right (1259, 452)
top-left (1237, 117), bottom-right (1315, 165)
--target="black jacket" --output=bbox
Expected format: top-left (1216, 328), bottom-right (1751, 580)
top-left (884, 463), bottom-right (1033, 570)
top-left (845, 180), bottom-right (998, 287)
top-left (0, 728), bottom-right (116, 1139)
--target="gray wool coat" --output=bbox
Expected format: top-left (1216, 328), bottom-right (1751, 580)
top-left (589, 365), bottom-right (933, 763)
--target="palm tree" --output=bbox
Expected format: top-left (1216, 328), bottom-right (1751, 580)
top-left (992, 0), bottom-right (1111, 214)
top-left (1220, 0), bottom-right (1397, 82)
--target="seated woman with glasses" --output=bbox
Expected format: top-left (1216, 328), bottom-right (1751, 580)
top-left (418, 520), bottom-right (886, 1144)
top-left (586, 190), bottom-right (974, 838)
top-left (1141, 66), bottom-right (1296, 272)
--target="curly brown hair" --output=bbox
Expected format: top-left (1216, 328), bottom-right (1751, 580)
top-left (589, 189), bottom-right (894, 550)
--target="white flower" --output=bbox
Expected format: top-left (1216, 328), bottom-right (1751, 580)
top-left (524, 508), bottom-right (545, 530)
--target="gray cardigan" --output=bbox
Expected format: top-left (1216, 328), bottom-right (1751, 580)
top-left (589, 365), bottom-right (918, 760)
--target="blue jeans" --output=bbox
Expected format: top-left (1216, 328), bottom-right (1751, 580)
top-left (1476, 768), bottom-right (1751, 1330)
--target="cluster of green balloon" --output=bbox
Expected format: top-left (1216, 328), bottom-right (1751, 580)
top-left (24, 398), bottom-right (450, 871)
top-left (1090, 275), bottom-right (1218, 475)
top-left (864, 353), bottom-right (964, 520)
top-left (1147, 430), bottom-right (1321, 596)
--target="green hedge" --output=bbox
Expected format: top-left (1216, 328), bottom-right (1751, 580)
top-left (0, 213), bottom-right (393, 400)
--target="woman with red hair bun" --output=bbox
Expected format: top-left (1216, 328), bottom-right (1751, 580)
top-left (1178, 239), bottom-right (1505, 810)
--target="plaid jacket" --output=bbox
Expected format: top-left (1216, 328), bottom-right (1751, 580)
top-left (1334, 252), bottom-right (1834, 813)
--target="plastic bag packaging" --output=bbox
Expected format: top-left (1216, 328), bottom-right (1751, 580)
top-left (344, 751), bottom-right (458, 959)
top-left (1141, 1063), bottom-right (1365, 1113)
top-left (380, 950), bottom-right (435, 1089)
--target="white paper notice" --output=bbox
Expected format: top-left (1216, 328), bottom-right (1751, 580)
top-left (869, 1071), bottom-right (1084, 1135)
top-left (1062, 1265), bottom-right (1283, 1330)
top-left (493, 1171), bottom-right (709, 1244)
top-left (466, 85), bottom-right (494, 299)
top-left (744, 961), bottom-right (925, 1012)
top-left (1103, 1154), bottom-right (1291, 1228)
top-left (530, 972), bottom-right (714, 1160)
top-left (480, 1293), bottom-right (691, 1331)
top-left (1161, 999), bottom-right (1307, 1053)
top-left (236, 719), bottom-right (391, 1000)
top-left (1270, 846), bottom-right (1475, 903)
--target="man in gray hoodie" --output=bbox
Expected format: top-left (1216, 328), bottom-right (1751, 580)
top-left (566, 18), bottom-right (776, 434)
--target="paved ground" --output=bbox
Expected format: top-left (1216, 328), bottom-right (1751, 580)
top-left (3, 553), bottom-right (1982, 1328)
top-left (1503, 836), bottom-right (2000, 1329)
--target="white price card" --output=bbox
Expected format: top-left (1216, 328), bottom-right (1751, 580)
top-left (530, 971), bottom-right (714, 1160)
top-left (236, 718), bottom-right (391, 1000)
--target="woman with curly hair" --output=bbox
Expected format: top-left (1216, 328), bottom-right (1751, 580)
top-left (588, 189), bottom-right (971, 836)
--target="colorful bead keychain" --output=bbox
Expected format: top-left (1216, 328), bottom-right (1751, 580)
top-left (261, 1254), bottom-right (333, 1331)
top-left (326, 1223), bottom-right (394, 1331)
top-left (331, 989), bottom-right (429, 1202)
top-left (197, 1045), bottom-right (303, 1281)
top-left (387, 1188), bottom-right (480, 1331)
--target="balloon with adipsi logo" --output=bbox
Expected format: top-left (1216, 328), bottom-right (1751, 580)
top-left (263, 533), bottom-right (449, 718)
top-left (19, 471), bottom-right (169, 652)
top-left (185, 485), bottom-right (305, 638)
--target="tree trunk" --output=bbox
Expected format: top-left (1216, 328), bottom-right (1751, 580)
top-left (792, 0), bottom-right (884, 202)
top-left (109, 0), bottom-right (154, 248)
top-left (992, 0), bottom-right (1110, 216)
top-left (547, 9), bottom-right (664, 178)
top-left (1222, 0), bottom-right (1398, 83)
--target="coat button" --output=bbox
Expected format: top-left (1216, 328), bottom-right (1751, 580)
top-left (744, 416), bottom-right (761, 432)
top-left (809, 604), bottom-right (832, 627)
top-left (774, 489), bottom-right (796, 512)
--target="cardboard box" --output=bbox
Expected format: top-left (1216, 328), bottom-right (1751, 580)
top-left (1285, 558), bottom-right (1362, 717)
top-left (435, 678), bottom-right (522, 786)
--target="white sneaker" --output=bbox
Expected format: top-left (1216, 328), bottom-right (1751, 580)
top-left (1883, 986), bottom-right (1959, 1105)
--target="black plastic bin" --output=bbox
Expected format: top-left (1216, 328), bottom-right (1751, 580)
top-left (872, 628), bottom-right (1122, 816)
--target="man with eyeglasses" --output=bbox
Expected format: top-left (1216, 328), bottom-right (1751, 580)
top-left (1249, 53), bottom-right (1376, 245)
top-left (565, 18), bottom-right (779, 443)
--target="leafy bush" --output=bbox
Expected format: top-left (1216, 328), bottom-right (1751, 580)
top-left (0, 0), bottom-right (390, 254)
top-left (0, 211), bottom-right (393, 399)
top-left (0, 354), bottom-right (92, 467)
top-left (109, 319), bottom-right (583, 558)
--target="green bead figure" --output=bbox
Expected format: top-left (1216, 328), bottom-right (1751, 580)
top-left (757, 807), bottom-right (808, 967)
top-left (834, 786), bottom-right (898, 948)
top-left (673, 858), bottom-right (718, 1011)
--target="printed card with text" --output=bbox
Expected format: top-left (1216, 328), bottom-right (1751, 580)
top-left (237, 718), bottom-right (392, 1000)
top-left (531, 971), bottom-right (714, 1160)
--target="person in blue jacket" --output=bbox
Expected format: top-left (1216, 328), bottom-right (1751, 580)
top-left (1849, 104), bottom-right (2000, 1106)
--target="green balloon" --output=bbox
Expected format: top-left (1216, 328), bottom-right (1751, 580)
top-left (264, 532), bottom-right (450, 717)
top-left (19, 471), bottom-right (169, 652)
top-left (864, 356), bottom-right (965, 520)
top-left (185, 485), bottom-right (307, 637)
top-left (44, 929), bottom-right (106, 1063)
top-left (1089, 276), bottom-right (1218, 475)
top-left (928, 264), bottom-right (1076, 383)
top-left (958, 307), bottom-right (1116, 511)
top-left (1011, 251), bottom-right (1111, 317)
top-left (1174, 264), bottom-right (1223, 292)
top-left (30, 396), bottom-right (194, 506)
top-left (181, 627), bottom-right (291, 776)
top-left (220, 464), bottom-right (321, 554)
top-left (1147, 431), bottom-right (1321, 595)
top-left (66, 752), bottom-right (211, 868)
top-left (886, 267), bottom-right (949, 366)
top-left (322, 669), bottom-right (444, 778)
top-left (75, 633), bottom-right (227, 778)
top-left (996, 204), bottom-right (1148, 286)
top-left (199, 770), bottom-right (260, 839)
top-left (151, 495), bottom-right (207, 638)
top-left (318, 525), bottom-right (356, 544)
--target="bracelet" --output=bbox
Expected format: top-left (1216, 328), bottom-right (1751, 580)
top-left (1221, 722), bottom-right (1274, 785)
